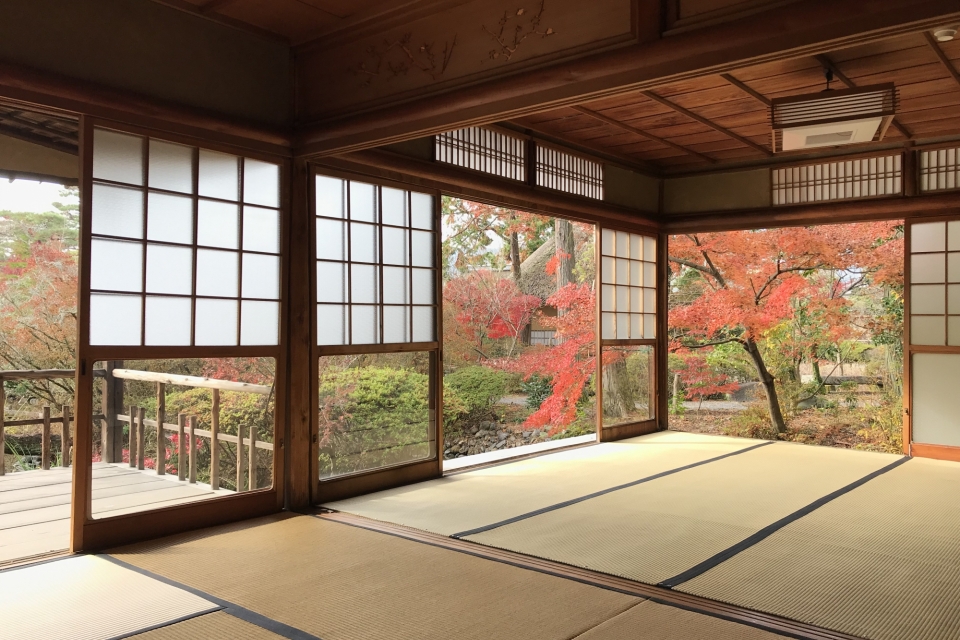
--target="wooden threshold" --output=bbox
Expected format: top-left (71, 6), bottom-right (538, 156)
top-left (316, 511), bottom-right (867, 640)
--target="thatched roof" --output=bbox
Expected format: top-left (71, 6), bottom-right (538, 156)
top-left (518, 237), bottom-right (558, 301)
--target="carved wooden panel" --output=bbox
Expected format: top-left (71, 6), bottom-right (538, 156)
top-left (667, 0), bottom-right (797, 31)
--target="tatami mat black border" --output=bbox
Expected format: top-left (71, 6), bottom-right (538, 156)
top-left (451, 441), bottom-right (774, 538)
top-left (108, 609), bottom-right (223, 640)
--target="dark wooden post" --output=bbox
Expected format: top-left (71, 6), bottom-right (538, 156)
top-left (101, 361), bottom-right (124, 463)
top-left (0, 381), bottom-right (5, 476)
top-left (178, 413), bottom-right (186, 481)
top-left (137, 407), bottom-right (146, 471)
top-left (128, 405), bottom-right (136, 468)
top-left (42, 405), bottom-right (51, 470)
top-left (210, 390), bottom-right (220, 489)
top-left (248, 425), bottom-right (257, 491)
top-left (188, 416), bottom-right (197, 484)
top-left (62, 405), bottom-right (71, 467)
top-left (156, 383), bottom-right (166, 476)
top-left (236, 427), bottom-right (244, 493)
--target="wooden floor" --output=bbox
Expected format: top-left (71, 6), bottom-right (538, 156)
top-left (0, 463), bottom-right (228, 564)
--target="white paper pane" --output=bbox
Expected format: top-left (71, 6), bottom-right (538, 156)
top-left (912, 315), bottom-right (945, 346)
top-left (630, 314), bottom-right (642, 339)
top-left (644, 314), bottom-right (656, 338)
top-left (616, 259), bottom-right (629, 285)
top-left (411, 192), bottom-right (434, 230)
top-left (198, 150), bottom-right (238, 201)
top-left (351, 263), bottom-right (379, 304)
top-left (630, 260), bottom-right (641, 287)
top-left (242, 253), bottom-right (280, 299)
top-left (411, 231), bottom-right (434, 268)
top-left (412, 306), bottom-right (435, 342)
top-left (243, 206), bottom-right (279, 253)
top-left (146, 244), bottom-right (192, 295)
top-left (144, 296), bottom-right (191, 345)
top-left (149, 140), bottom-right (193, 193)
top-left (384, 306), bottom-right (411, 344)
top-left (195, 298), bottom-right (238, 346)
top-left (349, 182), bottom-right (377, 223)
top-left (94, 129), bottom-right (143, 185)
top-left (911, 285), bottom-right (946, 315)
top-left (243, 159), bottom-right (279, 207)
top-left (949, 285), bottom-right (960, 315)
top-left (316, 219), bottom-right (346, 261)
top-left (949, 221), bottom-right (960, 252)
top-left (92, 183), bottom-right (143, 239)
top-left (913, 353), bottom-right (960, 446)
top-left (412, 268), bottom-right (434, 305)
top-left (617, 313), bottom-right (629, 338)
top-left (89, 294), bottom-right (142, 345)
top-left (911, 253), bottom-right (946, 284)
top-left (91, 239), bottom-right (142, 292)
top-left (601, 229), bottom-right (614, 256)
top-left (950, 317), bottom-right (960, 347)
top-left (601, 284), bottom-right (615, 312)
top-left (949, 253), bottom-right (960, 283)
top-left (316, 176), bottom-right (344, 219)
top-left (350, 222), bottom-right (378, 263)
top-left (616, 232), bottom-right (629, 259)
top-left (912, 222), bottom-right (945, 253)
top-left (616, 286), bottom-right (630, 312)
top-left (382, 226), bottom-right (409, 265)
top-left (630, 234), bottom-right (642, 261)
top-left (643, 236), bottom-right (656, 262)
top-left (601, 257), bottom-right (615, 284)
top-left (196, 249), bottom-right (238, 297)
top-left (317, 304), bottom-right (347, 346)
top-left (644, 288), bottom-right (656, 312)
top-left (240, 300), bottom-right (279, 345)
top-left (383, 267), bottom-right (410, 304)
top-left (601, 312), bottom-right (616, 340)
top-left (352, 305), bottom-right (378, 344)
top-left (631, 287), bottom-right (642, 313)
top-left (147, 193), bottom-right (193, 244)
top-left (197, 200), bottom-right (239, 249)
top-left (381, 188), bottom-right (407, 227)
top-left (316, 262), bottom-right (346, 303)
top-left (643, 261), bottom-right (656, 288)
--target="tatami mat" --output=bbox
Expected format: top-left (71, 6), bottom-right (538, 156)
top-left (574, 600), bottom-right (786, 639)
top-left (0, 555), bottom-right (218, 640)
top-left (465, 441), bottom-right (902, 585)
top-left (110, 514), bottom-right (642, 640)
top-left (324, 430), bottom-right (760, 536)
top-left (129, 612), bottom-right (284, 639)
top-left (680, 457), bottom-right (960, 640)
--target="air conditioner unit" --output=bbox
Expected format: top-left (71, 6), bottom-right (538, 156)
top-left (771, 83), bottom-right (897, 152)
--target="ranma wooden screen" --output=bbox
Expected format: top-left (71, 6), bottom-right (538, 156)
top-left (435, 127), bottom-right (527, 182)
top-left (920, 147), bottom-right (960, 192)
top-left (772, 155), bottom-right (902, 206)
top-left (536, 145), bottom-right (603, 200)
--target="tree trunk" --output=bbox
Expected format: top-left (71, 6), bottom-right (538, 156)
top-left (811, 350), bottom-right (823, 388)
top-left (510, 231), bottom-right (522, 283)
top-left (671, 372), bottom-right (681, 413)
top-left (602, 358), bottom-right (632, 419)
top-left (555, 218), bottom-right (575, 292)
top-left (743, 337), bottom-right (787, 434)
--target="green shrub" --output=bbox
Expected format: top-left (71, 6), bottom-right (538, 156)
top-left (521, 375), bottom-right (553, 411)
top-left (444, 366), bottom-right (511, 417)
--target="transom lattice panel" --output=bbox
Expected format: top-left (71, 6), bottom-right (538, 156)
top-left (435, 127), bottom-right (526, 182)
top-left (772, 155), bottom-right (902, 205)
top-left (536, 146), bottom-right (603, 200)
top-left (920, 147), bottom-right (960, 192)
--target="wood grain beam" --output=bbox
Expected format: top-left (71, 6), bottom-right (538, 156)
top-left (199, 0), bottom-right (241, 14)
top-left (640, 90), bottom-right (773, 156)
top-left (922, 31), bottom-right (960, 90)
top-left (815, 54), bottom-right (913, 139)
top-left (146, 0), bottom-right (288, 43)
top-left (571, 105), bottom-right (717, 164)
top-left (720, 73), bottom-right (771, 107)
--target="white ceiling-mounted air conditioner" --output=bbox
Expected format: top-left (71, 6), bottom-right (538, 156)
top-left (771, 83), bottom-right (897, 152)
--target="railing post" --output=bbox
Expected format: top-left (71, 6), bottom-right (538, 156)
top-left (156, 383), bottom-right (166, 476)
top-left (236, 427), bottom-right (244, 493)
top-left (128, 405), bottom-right (136, 468)
top-left (61, 405), bottom-right (71, 468)
top-left (137, 407), bottom-right (146, 471)
top-left (210, 389), bottom-right (220, 490)
top-left (101, 361), bottom-right (124, 463)
top-left (178, 413), bottom-right (186, 481)
top-left (0, 381), bottom-right (5, 476)
top-left (41, 405), bottom-right (51, 471)
top-left (248, 425), bottom-right (257, 491)
top-left (188, 415), bottom-right (197, 484)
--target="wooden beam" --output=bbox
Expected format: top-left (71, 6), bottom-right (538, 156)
top-left (199, 0), bottom-right (241, 14)
top-left (922, 31), bottom-right (960, 89)
top-left (815, 54), bottom-right (913, 139)
top-left (720, 73), bottom-right (771, 107)
top-left (640, 90), bottom-right (773, 156)
top-left (146, 0), bottom-right (289, 44)
top-left (570, 105), bottom-right (717, 164)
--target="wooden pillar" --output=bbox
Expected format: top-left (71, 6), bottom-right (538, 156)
top-left (236, 428), bottom-right (244, 493)
top-left (42, 405), bottom-right (51, 471)
top-left (62, 405), bottom-right (71, 467)
top-left (136, 407), bottom-right (146, 471)
top-left (178, 413), bottom-right (186, 481)
top-left (0, 382), bottom-right (5, 476)
top-left (210, 389), bottom-right (220, 490)
top-left (101, 361), bottom-right (124, 463)
top-left (188, 416), bottom-right (197, 484)
top-left (128, 405), bottom-right (136, 468)
top-left (155, 383), bottom-right (166, 476)
top-left (248, 425), bottom-right (257, 491)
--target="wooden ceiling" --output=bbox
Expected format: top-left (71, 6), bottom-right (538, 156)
top-left (510, 31), bottom-right (960, 175)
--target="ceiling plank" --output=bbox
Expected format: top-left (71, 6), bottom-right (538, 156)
top-left (814, 53), bottom-right (913, 139)
top-left (640, 90), bottom-right (773, 156)
top-left (720, 73), bottom-right (772, 107)
top-left (200, 0), bottom-right (240, 14)
top-left (922, 31), bottom-right (960, 89)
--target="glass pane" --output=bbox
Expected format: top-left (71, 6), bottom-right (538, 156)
top-left (616, 286), bottom-right (630, 312)
top-left (351, 263), bottom-right (379, 304)
top-left (412, 306), bottom-right (435, 342)
top-left (911, 253), bottom-right (945, 284)
top-left (316, 218), bottom-right (346, 261)
top-left (350, 222), bottom-right (378, 264)
top-left (617, 312), bottom-right (629, 338)
top-left (644, 314), bottom-right (656, 338)
top-left (92, 183), bottom-right (143, 239)
top-left (631, 287), bottom-right (642, 313)
top-left (146, 244), bottom-right (193, 295)
top-left (89, 294), bottom-right (142, 345)
top-left (317, 262), bottom-right (347, 303)
top-left (93, 129), bottom-right (143, 185)
top-left (601, 257), bottom-right (614, 284)
top-left (149, 140), bottom-right (193, 193)
top-left (644, 288), bottom-right (655, 313)
top-left (616, 258), bottom-right (629, 285)
top-left (243, 206), bottom-right (280, 254)
top-left (630, 313), bottom-right (642, 339)
top-left (643, 236), bottom-right (656, 261)
top-left (195, 298), bottom-right (238, 345)
top-left (950, 253), bottom-right (960, 283)
top-left (949, 221), bottom-right (960, 252)
top-left (198, 150), bottom-right (238, 201)
top-left (630, 260), bottom-right (641, 287)
top-left (147, 193), bottom-right (193, 244)
top-left (316, 176), bottom-right (345, 218)
top-left (240, 301), bottom-right (279, 345)
top-left (243, 159), bottom-right (279, 207)
top-left (410, 192), bottom-right (434, 229)
top-left (382, 226), bottom-right (409, 265)
top-left (912, 315), bottom-right (945, 346)
top-left (643, 261), bottom-right (656, 288)
top-left (412, 268), bottom-right (434, 305)
top-left (91, 239), bottom-right (142, 292)
top-left (317, 304), bottom-right (347, 345)
top-left (601, 228), bottom-right (614, 256)
top-left (349, 182), bottom-right (377, 223)
top-left (144, 296), bottom-right (191, 345)
top-left (381, 187), bottom-right (407, 227)
top-left (318, 352), bottom-right (432, 479)
top-left (383, 267), bottom-right (410, 305)
top-left (352, 305), bottom-right (378, 344)
top-left (601, 345), bottom-right (654, 428)
top-left (601, 312), bottom-right (616, 339)
top-left (411, 231), bottom-right (434, 268)
top-left (197, 200), bottom-right (239, 249)
top-left (241, 254), bottom-right (280, 299)
top-left (912, 285), bottom-right (946, 315)
top-left (949, 285), bottom-right (960, 315)
top-left (383, 306), bottom-right (411, 343)
top-left (912, 222), bottom-right (945, 253)
top-left (196, 249), bottom-right (238, 297)
top-left (950, 317), bottom-right (960, 347)
top-left (601, 284), bottom-right (615, 312)
top-left (616, 231), bottom-right (629, 259)
top-left (631, 234), bottom-right (642, 261)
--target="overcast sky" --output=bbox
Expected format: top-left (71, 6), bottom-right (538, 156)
top-left (0, 179), bottom-right (77, 213)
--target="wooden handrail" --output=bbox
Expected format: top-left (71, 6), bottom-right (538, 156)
top-left (0, 369), bottom-right (105, 380)
top-left (110, 369), bottom-right (271, 395)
